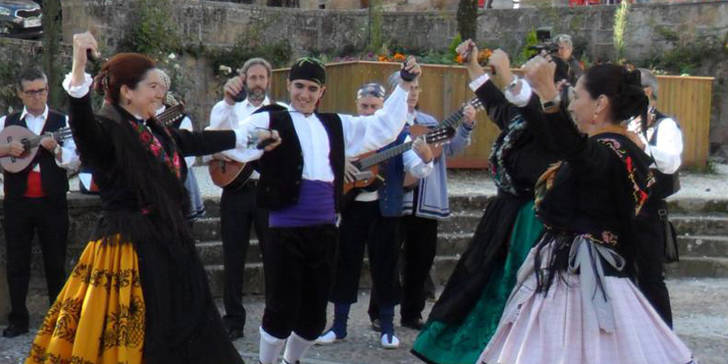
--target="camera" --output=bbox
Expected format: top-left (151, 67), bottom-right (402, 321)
top-left (527, 28), bottom-right (559, 56)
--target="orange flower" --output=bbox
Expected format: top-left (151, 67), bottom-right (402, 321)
top-left (378, 55), bottom-right (389, 62)
top-left (392, 53), bottom-right (406, 62)
top-left (477, 49), bottom-right (492, 64)
top-left (455, 54), bottom-right (464, 64)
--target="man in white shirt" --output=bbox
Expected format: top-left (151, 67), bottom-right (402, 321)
top-left (208, 57), bottom-right (283, 340)
top-left (316, 82), bottom-right (434, 349)
top-left (222, 56), bottom-right (421, 364)
top-left (627, 68), bottom-right (683, 328)
top-left (0, 67), bottom-right (79, 337)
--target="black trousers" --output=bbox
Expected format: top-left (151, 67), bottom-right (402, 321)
top-left (399, 215), bottom-right (438, 321)
top-left (329, 200), bottom-right (379, 304)
top-left (634, 201), bottom-right (673, 328)
top-left (368, 215), bottom-right (438, 322)
top-left (367, 215), bottom-right (403, 310)
top-left (220, 183), bottom-right (268, 331)
top-left (3, 196), bottom-right (68, 328)
top-left (261, 224), bottom-right (337, 341)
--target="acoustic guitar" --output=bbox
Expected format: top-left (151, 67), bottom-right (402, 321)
top-left (403, 97), bottom-right (483, 187)
top-left (0, 126), bottom-right (74, 173)
top-left (208, 103), bottom-right (287, 189)
top-left (342, 126), bottom-right (455, 196)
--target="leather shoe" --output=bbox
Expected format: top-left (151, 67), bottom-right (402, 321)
top-left (2, 323), bottom-right (28, 338)
top-left (401, 318), bottom-right (424, 330)
top-left (370, 318), bottom-right (381, 332)
top-left (227, 327), bottom-right (244, 340)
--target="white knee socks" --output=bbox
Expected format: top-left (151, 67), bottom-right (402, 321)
top-left (282, 331), bottom-right (314, 364)
top-left (259, 327), bottom-right (286, 364)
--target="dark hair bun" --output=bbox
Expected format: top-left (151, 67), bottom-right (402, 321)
top-left (584, 65), bottom-right (649, 123)
top-left (613, 69), bottom-right (648, 121)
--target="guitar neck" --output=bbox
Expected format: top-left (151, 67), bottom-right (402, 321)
top-left (439, 97), bottom-right (479, 129)
top-left (157, 104), bottom-right (185, 126)
top-left (441, 108), bottom-right (465, 129)
top-left (26, 127), bottom-right (73, 148)
top-left (358, 140), bottom-right (414, 170)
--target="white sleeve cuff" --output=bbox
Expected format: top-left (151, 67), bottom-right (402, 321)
top-left (233, 129), bottom-right (248, 149)
top-left (468, 73), bottom-right (490, 92)
top-left (505, 79), bottom-right (532, 107)
top-left (63, 72), bottom-right (93, 98)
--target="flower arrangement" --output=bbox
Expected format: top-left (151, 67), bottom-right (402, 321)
top-left (455, 48), bottom-right (493, 66)
top-left (376, 52), bottom-right (407, 62)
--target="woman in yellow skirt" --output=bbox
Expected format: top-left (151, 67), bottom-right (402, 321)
top-left (26, 31), bottom-right (255, 364)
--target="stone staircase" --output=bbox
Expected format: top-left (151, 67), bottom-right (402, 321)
top-left (8, 194), bottom-right (728, 320)
top-left (191, 195), bottom-right (728, 297)
top-left (669, 213), bottom-right (728, 277)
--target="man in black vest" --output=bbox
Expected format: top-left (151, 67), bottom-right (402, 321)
top-left (221, 57), bottom-right (421, 364)
top-left (0, 67), bottom-right (79, 337)
top-left (627, 68), bottom-right (683, 328)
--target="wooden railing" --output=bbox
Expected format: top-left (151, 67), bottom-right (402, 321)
top-left (270, 61), bottom-right (713, 169)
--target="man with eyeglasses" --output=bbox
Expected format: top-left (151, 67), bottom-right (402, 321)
top-left (0, 67), bottom-right (79, 338)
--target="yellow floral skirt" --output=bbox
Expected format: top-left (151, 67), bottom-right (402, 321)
top-left (26, 235), bottom-right (145, 364)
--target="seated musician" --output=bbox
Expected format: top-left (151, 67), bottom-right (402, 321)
top-left (316, 81), bottom-right (434, 349)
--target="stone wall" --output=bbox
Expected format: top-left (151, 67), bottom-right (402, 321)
top-left (55, 0), bottom-right (728, 151)
top-left (0, 38), bottom-right (46, 116)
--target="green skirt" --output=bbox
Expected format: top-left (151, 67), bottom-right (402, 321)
top-left (412, 201), bottom-right (543, 364)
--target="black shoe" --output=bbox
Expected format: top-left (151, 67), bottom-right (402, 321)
top-left (401, 318), bottom-right (424, 330)
top-left (370, 318), bottom-right (381, 332)
top-left (2, 323), bottom-right (28, 338)
top-left (226, 327), bottom-right (244, 340)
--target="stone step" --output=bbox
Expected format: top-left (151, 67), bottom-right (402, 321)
top-left (196, 240), bottom-right (263, 265)
top-left (193, 232), bottom-right (473, 266)
top-left (202, 255), bottom-right (462, 298)
top-left (678, 235), bottom-right (728, 258)
top-left (191, 213), bottom-right (479, 243)
top-left (438, 212), bottom-right (482, 234)
top-left (200, 194), bottom-right (728, 219)
top-left (192, 217), bottom-right (259, 242)
top-left (191, 205), bottom-right (728, 244)
top-left (205, 263), bottom-right (265, 296)
top-left (200, 256), bottom-right (728, 297)
top-left (671, 214), bottom-right (728, 236)
top-left (666, 257), bottom-right (728, 278)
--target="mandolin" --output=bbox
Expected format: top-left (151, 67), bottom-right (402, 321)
top-left (0, 126), bottom-right (74, 173)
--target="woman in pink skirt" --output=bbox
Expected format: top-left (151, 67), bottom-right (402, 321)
top-left (476, 55), bottom-right (694, 364)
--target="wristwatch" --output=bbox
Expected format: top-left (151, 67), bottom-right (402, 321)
top-left (503, 76), bottom-right (519, 93)
top-left (541, 94), bottom-right (561, 113)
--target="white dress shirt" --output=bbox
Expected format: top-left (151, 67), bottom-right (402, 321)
top-left (0, 105), bottom-right (80, 172)
top-left (627, 116), bottom-right (683, 174)
top-left (222, 85), bottom-right (411, 183)
top-left (207, 96), bottom-right (286, 179)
